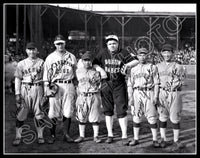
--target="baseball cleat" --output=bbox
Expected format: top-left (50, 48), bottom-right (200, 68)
top-left (105, 137), bottom-right (114, 144)
top-left (94, 137), bottom-right (102, 143)
top-left (160, 138), bottom-right (167, 148)
top-left (12, 137), bottom-right (21, 146)
top-left (129, 139), bottom-right (139, 146)
top-left (153, 140), bottom-right (160, 148)
top-left (47, 135), bottom-right (55, 144)
top-left (37, 138), bottom-right (45, 144)
top-left (63, 134), bottom-right (74, 143)
top-left (121, 138), bottom-right (130, 146)
top-left (74, 136), bottom-right (84, 143)
top-left (171, 140), bottom-right (185, 151)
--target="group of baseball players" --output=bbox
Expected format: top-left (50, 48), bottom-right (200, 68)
top-left (12, 33), bottom-right (185, 151)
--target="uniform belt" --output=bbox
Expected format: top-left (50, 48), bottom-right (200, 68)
top-left (22, 82), bottom-right (42, 86)
top-left (54, 80), bottom-right (72, 84)
top-left (81, 92), bottom-right (96, 97)
top-left (159, 87), bottom-right (180, 92)
top-left (134, 87), bottom-right (152, 91)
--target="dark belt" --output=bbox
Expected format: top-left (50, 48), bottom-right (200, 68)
top-left (160, 87), bottom-right (181, 92)
top-left (81, 92), bottom-right (96, 97)
top-left (54, 80), bottom-right (72, 84)
top-left (22, 82), bottom-right (42, 86)
top-left (134, 87), bottom-right (152, 91)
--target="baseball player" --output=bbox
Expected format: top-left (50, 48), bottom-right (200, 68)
top-left (74, 51), bottom-right (103, 143)
top-left (127, 48), bottom-right (160, 147)
top-left (93, 34), bottom-right (139, 145)
top-left (156, 44), bottom-right (184, 150)
top-left (12, 42), bottom-right (45, 146)
top-left (43, 34), bottom-right (77, 144)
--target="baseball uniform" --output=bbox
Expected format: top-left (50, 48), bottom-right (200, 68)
top-left (13, 42), bottom-right (45, 146)
top-left (43, 50), bottom-right (77, 120)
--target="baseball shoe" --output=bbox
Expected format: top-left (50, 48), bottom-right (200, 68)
top-left (160, 138), bottom-right (167, 148)
top-left (47, 135), bottom-right (55, 144)
top-left (37, 138), bottom-right (45, 144)
top-left (63, 134), bottom-right (74, 143)
top-left (74, 136), bottom-right (84, 143)
top-left (129, 139), bottom-right (139, 146)
top-left (153, 140), bottom-right (160, 148)
top-left (12, 137), bottom-right (21, 146)
top-left (105, 137), bottom-right (114, 144)
top-left (94, 137), bottom-right (102, 143)
top-left (171, 140), bottom-right (185, 151)
top-left (121, 138), bottom-right (130, 146)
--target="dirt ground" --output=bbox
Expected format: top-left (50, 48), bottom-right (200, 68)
top-left (3, 70), bottom-right (196, 155)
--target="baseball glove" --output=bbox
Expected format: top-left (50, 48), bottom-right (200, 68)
top-left (45, 83), bottom-right (59, 97)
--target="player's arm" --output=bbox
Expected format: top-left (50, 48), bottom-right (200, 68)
top-left (121, 50), bottom-right (139, 75)
top-left (93, 64), bottom-right (107, 79)
top-left (127, 68), bottom-right (134, 106)
top-left (153, 65), bottom-right (160, 105)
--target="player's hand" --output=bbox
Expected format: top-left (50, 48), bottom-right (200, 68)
top-left (121, 64), bottom-right (128, 75)
top-left (15, 94), bottom-right (22, 104)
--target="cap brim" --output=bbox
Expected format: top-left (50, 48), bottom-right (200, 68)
top-left (106, 38), bottom-right (118, 43)
top-left (54, 40), bottom-right (65, 44)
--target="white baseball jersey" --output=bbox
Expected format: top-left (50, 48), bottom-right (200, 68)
top-left (43, 50), bottom-right (77, 83)
top-left (14, 57), bottom-right (44, 83)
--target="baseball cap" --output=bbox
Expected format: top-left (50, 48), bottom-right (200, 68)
top-left (26, 42), bottom-right (37, 49)
top-left (81, 51), bottom-right (93, 61)
top-left (105, 35), bottom-right (119, 43)
top-left (54, 34), bottom-right (66, 45)
top-left (137, 48), bottom-right (148, 54)
top-left (162, 44), bottom-right (173, 51)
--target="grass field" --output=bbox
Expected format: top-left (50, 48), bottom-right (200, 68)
top-left (3, 65), bottom-right (196, 155)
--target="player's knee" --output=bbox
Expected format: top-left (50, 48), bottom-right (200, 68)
top-left (133, 122), bottom-right (140, 127)
top-left (149, 123), bottom-right (158, 129)
top-left (172, 122), bottom-right (180, 129)
top-left (159, 120), bottom-right (167, 128)
top-left (92, 122), bottom-right (100, 126)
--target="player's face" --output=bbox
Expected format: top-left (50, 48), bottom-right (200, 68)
top-left (137, 53), bottom-right (147, 64)
top-left (161, 50), bottom-right (173, 62)
top-left (55, 42), bottom-right (66, 52)
top-left (26, 48), bottom-right (38, 59)
top-left (82, 59), bottom-right (92, 69)
top-left (107, 40), bottom-right (119, 53)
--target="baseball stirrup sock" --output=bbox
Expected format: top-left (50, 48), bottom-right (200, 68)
top-left (160, 128), bottom-right (167, 141)
top-left (50, 119), bottom-right (56, 136)
top-left (105, 116), bottom-right (114, 137)
top-left (79, 124), bottom-right (85, 137)
top-left (16, 127), bottom-right (23, 138)
top-left (63, 118), bottom-right (71, 135)
top-left (92, 125), bottom-right (99, 138)
top-left (173, 129), bottom-right (180, 142)
top-left (151, 128), bottom-right (158, 141)
top-left (118, 116), bottom-right (128, 138)
top-left (133, 127), bottom-right (140, 140)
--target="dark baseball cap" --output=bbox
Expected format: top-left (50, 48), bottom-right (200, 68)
top-left (105, 35), bottom-right (119, 43)
top-left (54, 34), bottom-right (66, 44)
top-left (137, 48), bottom-right (148, 55)
top-left (82, 51), bottom-right (93, 61)
top-left (26, 42), bottom-right (37, 49)
top-left (162, 44), bottom-right (173, 51)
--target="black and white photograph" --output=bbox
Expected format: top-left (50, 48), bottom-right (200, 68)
top-left (3, 3), bottom-right (196, 155)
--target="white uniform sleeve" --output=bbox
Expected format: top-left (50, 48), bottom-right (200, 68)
top-left (93, 64), bottom-right (107, 79)
top-left (15, 77), bottom-right (21, 95)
